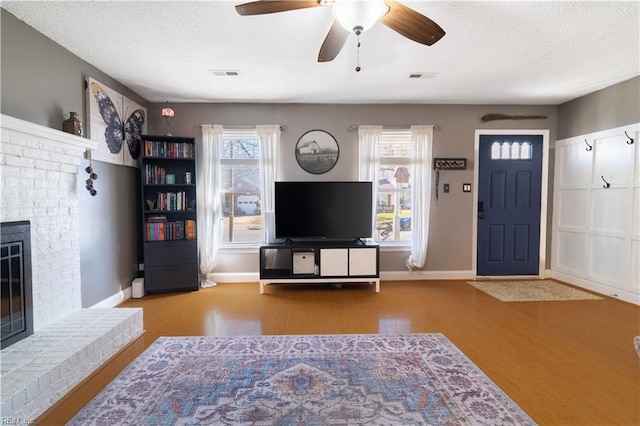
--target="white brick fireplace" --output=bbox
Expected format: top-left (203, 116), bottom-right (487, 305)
top-left (1, 114), bottom-right (92, 330)
top-left (1, 114), bottom-right (143, 421)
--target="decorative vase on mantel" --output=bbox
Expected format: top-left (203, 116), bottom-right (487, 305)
top-left (63, 112), bottom-right (83, 137)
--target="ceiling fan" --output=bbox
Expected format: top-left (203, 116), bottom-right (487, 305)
top-left (235, 0), bottom-right (445, 63)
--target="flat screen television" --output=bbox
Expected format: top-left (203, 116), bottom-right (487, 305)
top-left (274, 181), bottom-right (372, 241)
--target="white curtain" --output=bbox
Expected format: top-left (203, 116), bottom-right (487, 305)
top-left (406, 125), bottom-right (434, 270)
top-left (357, 126), bottom-right (383, 238)
top-left (257, 125), bottom-right (280, 242)
top-left (197, 124), bottom-right (224, 288)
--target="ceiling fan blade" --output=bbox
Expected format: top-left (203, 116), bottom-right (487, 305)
top-left (236, 0), bottom-right (322, 16)
top-left (318, 21), bottom-right (350, 62)
top-left (380, 0), bottom-right (445, 46)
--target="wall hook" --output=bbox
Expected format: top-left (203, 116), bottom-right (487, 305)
top-left (601, 175), bottom-right (610, 189)
top-left (624, 131), bottom-right (634, 145)
top-left (585, 139), bottom-right (593, 151)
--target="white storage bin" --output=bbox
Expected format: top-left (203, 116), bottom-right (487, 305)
top-left (293, 251), bottom-right (315, 274)
top-left (132, 278), bottom-right (145, 298)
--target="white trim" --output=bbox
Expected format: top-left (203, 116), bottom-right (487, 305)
top-left (209, 272), bottom-right (260, 283)
top-left (381, 270), bottom-right (475, 281)
top-left (472, 129), bottom-right (550, 279)
top-left (219, 245), bottom-right (260, 254)
top-left (89, 286), bottom-right (132, 308)
top-left (208, 271), bottom-right (476, 283)
top-left (551, 270), bottom-right (639, 305)
top-left (1, 113), bottom-right (97, 152)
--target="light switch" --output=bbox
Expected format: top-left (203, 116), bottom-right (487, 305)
top-left (463, 183), bottom-right (472, 192)
top-left (443, 183), bottom-right (450, 193)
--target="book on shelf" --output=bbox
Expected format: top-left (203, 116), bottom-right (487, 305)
top-left (145, 164), bottom-right (166, 184)
top-left (186, 220), bottom-right (196, 240)
top-left (145, 220), bottom-right (189, 241)
top-left (155, 191), bottom-right (189, 211)
top-left (144, 140), bottom-right (194, 159)
top-left (147, 215), bottom-right (167, 223)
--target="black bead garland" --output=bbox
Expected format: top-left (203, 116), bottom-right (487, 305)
top-left (85, 160), bottom-right (98, 196)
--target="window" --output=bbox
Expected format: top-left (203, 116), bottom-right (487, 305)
top-left (491, 140), bottom-right (533, 160)
top-left (359, 124), bottom-right (432, 267)
top-left (376, 130), bottom-right (412, 242)
top-left (220, 129), bottom-right (263, 243)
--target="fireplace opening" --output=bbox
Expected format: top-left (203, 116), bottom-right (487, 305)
top-left (1, 221), bottom-right (33, 349)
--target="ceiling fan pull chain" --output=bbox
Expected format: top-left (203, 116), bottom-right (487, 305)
top-left (355, 34), bottom-right (361, 72)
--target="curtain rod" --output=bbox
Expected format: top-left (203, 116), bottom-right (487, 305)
top-left (196, 124), bottom-right (287, 131)
top-left (348, 124), bottom-right (440, 131)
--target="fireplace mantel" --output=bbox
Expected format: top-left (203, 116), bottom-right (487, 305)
top-left (1, 113), bottom-right (97, 152)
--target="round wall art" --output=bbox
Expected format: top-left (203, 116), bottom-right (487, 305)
top-left (295, 130), bottom-right (339, 174)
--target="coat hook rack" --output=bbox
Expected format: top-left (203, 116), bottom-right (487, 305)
top-left (601, 175), bottom-right (610, 189)
top-left (585, 139), bottom-right (593, 151)
top-left (624, 131), bottom-right (634, 145)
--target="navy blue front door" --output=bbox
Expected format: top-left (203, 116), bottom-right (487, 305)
top-left (477, 134), bottom-right (543, 276)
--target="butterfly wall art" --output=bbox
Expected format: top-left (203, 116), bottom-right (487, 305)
top-left (85, 77), bottom-right (147, 167)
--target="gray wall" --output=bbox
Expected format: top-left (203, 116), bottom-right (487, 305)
top-left (1, 9), bottom-right (146, 306)
top-left (146, 103), bottom-right (559, 273)
top-left (76, 160), bottom-right (140, 306)
top-left (557, 76), bottom-right (639, 139)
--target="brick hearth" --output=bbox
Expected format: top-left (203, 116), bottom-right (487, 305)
top-left (0, 309), bottom-right (143, 421)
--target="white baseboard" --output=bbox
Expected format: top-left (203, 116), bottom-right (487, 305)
top-left (381, 270), bottom-right (476, 281)
top-left (209, 272), bottom-right (260, 283)
top-left (211, 271), bottom-right (476, 283)
top-left (90, 286), bottom-right (132, 308)
top-left (551, 270), bottom-right (639, 305)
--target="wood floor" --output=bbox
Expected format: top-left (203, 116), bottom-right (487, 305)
top-left (37, 280), bottom-right (639, 425)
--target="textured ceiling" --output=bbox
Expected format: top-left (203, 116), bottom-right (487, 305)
top-left (2, 0), bottom-right (639, 105)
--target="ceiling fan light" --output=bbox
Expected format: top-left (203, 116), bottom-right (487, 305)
top-left (332, 0), bottom-right (388, 34)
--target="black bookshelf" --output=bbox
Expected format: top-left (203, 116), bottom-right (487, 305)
top-left (140, 135), bottom-right (199, 293)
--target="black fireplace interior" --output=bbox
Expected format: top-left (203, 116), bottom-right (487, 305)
top-left (1, 220), bottom-right (33, 349)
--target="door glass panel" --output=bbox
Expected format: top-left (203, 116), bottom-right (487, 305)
top-left (511, 142), bottom-right (521, 159)
top-left (520, 141), bottom-right (532, 159)
top-left (491, 142), bottom-right (501, 159)
top-left (501, 142), bottom-right (510, 159)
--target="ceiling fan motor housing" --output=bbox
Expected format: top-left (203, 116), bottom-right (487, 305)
top-left (332, 0), bottom-right (389, 34)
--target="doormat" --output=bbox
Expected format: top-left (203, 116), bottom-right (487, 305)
top-left (467, 280), bottom-right (604, 302)
top-left (68, 334), bottom-right (535, 425)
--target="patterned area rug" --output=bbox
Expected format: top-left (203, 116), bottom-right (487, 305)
top-left (468, 280), bottom-right (603, 302)
top-left (69, 334), bottom-right (535, 425)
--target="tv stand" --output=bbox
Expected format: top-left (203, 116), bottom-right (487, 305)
top-left (259, 241), bottom-right (379, 294)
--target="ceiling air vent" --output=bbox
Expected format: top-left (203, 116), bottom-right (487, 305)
top-left (210, 70), bottom-right (240, 77)
top-left (409, 72), bottom-right (439, 79)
